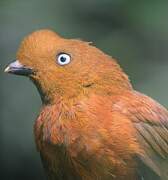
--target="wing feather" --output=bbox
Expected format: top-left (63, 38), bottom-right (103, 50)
top-left (114, 91), bottom-right (168, 179)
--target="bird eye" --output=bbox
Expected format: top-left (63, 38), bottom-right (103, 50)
top-left (57, 53), bottom-right (71, 66)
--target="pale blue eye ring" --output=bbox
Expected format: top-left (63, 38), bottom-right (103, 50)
top-left (57, 53), bottom-right (71, 66)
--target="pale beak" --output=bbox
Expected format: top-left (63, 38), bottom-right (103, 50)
top-left (4, 60), bottom-right (33, 76)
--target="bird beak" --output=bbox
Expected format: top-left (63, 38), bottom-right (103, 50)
top-left (4, 60), bottom-right (33, 76)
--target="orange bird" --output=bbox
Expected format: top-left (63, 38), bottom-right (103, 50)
top-left (5, 29), bottom-right (168, 180)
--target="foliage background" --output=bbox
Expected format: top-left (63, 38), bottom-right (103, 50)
top-left (1, 0), bottom-right (168, 179)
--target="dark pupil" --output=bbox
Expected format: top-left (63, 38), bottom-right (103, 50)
top-left (60, 56), bottom-right (66, 62)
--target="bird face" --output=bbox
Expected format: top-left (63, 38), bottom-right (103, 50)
top-left (5, 29), bottom-right (131, 104)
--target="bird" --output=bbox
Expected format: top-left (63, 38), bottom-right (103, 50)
top-left (4, 29), bottom-right (168, 180)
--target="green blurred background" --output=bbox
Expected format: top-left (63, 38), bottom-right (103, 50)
top-left (1, 0), bottom-right (168, 179)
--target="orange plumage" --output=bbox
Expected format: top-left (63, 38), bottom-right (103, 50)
top-left (5, 29), bottom-right (168, 180)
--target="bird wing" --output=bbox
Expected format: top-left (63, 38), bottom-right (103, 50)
top-left (114, 91), bottom-right (168, 179)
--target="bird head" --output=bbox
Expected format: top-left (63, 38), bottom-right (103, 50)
top-left (5, 29), bottom-right (132, 104)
